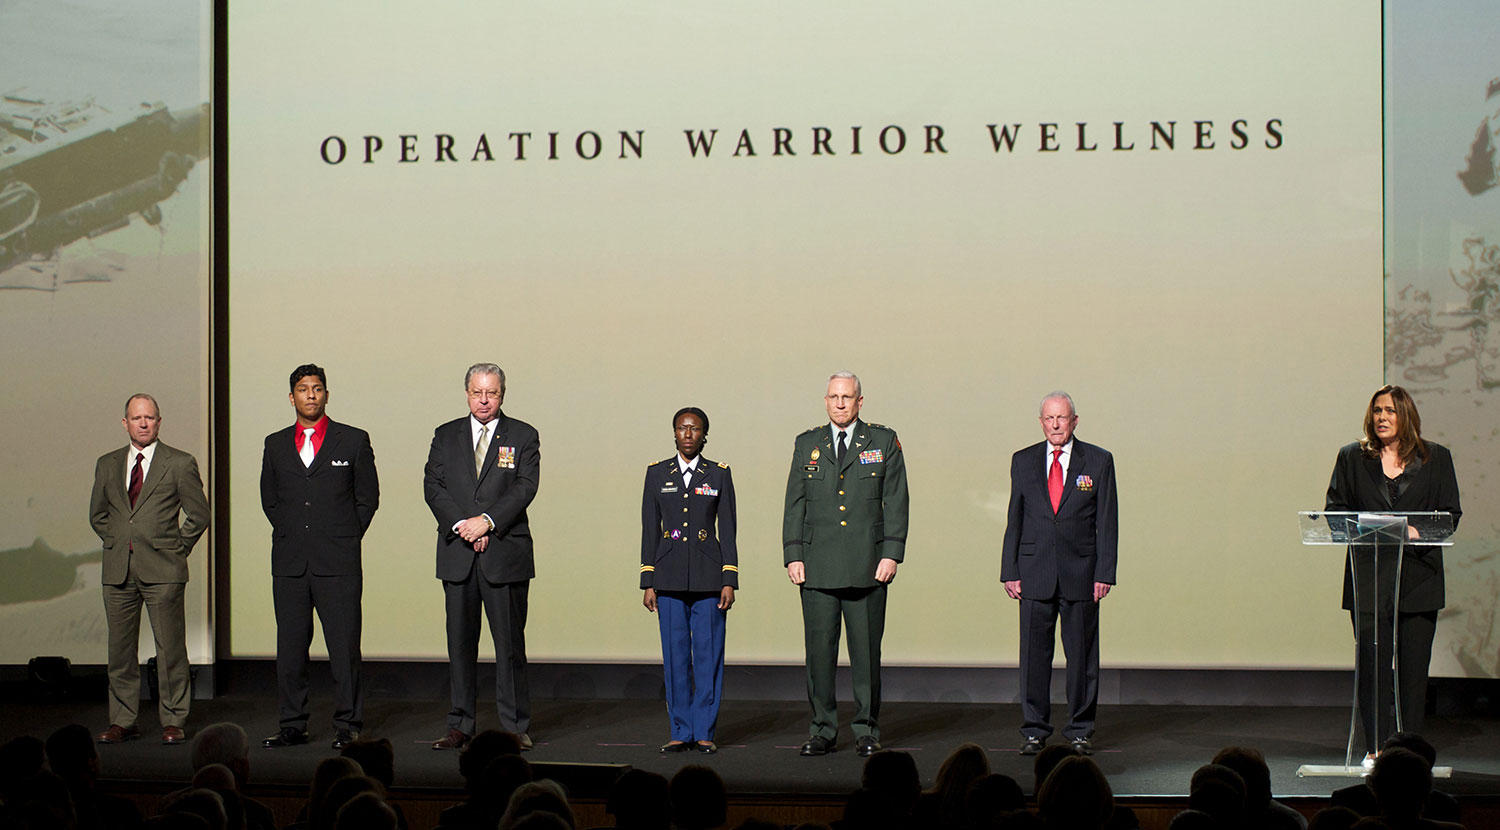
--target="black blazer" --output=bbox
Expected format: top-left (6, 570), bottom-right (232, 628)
top-left (424, 411), bottom-right (540, 585)
top-left (260, 419), bottom-right (380, 577)
top-left (640, 456), bottom-right (738, 592)
top-left (1000, 438), bottom-right (1119, 602)
top-left (1325, 440), bottom-right (1461, 612)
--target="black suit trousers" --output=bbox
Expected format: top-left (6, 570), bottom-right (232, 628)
top-left (1019, 595), bottom-right (1099, 740)
top-left (273, 573), bottom-right (363, 732)
top-left (1351, 609), bottom-right (1436, 753)
top-left (444, 575), bottom-right (531, 736)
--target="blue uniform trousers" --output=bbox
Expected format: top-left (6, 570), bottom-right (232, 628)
top-left (657, 591), bottom-right (726, 742)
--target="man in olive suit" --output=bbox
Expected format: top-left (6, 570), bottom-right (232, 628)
top-left (90, 393), bottom-right (210, 745)
top-left (782, 371), bottom-right (909, 758)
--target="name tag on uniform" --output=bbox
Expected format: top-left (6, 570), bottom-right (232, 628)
top-left (661, 482), bottom-right (678, 493)
top-left (694, 485), bottom-right (719, 496)
top-left (859, 449), bottom-right (883, 464)
top-left (803, 465), bottom-right (818, 472)
top-left (495, 447), bottom-right (517, 468)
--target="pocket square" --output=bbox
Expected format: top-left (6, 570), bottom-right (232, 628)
top-left (331, 460), bottom-right (350, 467)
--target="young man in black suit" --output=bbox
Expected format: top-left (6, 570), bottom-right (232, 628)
top-left (260, 364), bottom-right (380, 750)
top-left (425, 363), bottom-right (541, 751)
top-left (1000, 391), bottom-right (1118, 756)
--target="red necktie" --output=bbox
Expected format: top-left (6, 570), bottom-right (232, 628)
top-left (128, 452), bottom-right (144, 508)
top-left (1048, 448), bottom-right (1063, 514)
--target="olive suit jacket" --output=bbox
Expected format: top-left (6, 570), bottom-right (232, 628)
top-left (90, 441), bottom-right (210, 585)
top-left (782, 421), bottom-right (908, 589)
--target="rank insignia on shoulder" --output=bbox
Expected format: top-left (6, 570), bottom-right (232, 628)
top-left (717, 461), bottom-right (729, 468)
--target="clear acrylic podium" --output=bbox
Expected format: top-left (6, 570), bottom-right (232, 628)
top-left (1295, 510), bottom-right (1456, 777)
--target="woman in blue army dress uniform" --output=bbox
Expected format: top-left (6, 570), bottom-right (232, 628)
top-left (640, 407), bottom-right (738, 754)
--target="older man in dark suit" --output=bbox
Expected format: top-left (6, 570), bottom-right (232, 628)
top-left (425, 363), bottom-right (541, 751)
top-left (1001, 390), bottom-right (1117, 756)
top-left (90, 393), bottom-right (210, 745)
top-left (260, 364), bottom-right (380, 750)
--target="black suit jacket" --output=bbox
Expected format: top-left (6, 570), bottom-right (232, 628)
top-left (424, 411), bottom-right (540, 584)
top-left (1325, 440), bottom-right (1461, 613)
top-left (1000, 438), bottom-right (1118, 602)
top-left (640, 456), bottom-right (738, 592)
top-left (260, 419), bottom-right (380, 577)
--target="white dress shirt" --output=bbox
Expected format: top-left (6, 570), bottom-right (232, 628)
top-left (677, 453), bottom-right (700, 488)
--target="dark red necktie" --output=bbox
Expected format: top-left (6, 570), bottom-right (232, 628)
top-left (1048, 448), bottom-right (1063, 514)
top-left (128, 452), bottom-right (144, 508)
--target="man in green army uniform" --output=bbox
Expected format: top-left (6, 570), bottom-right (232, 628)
top-left (782, 371), bottom-right (909, 758)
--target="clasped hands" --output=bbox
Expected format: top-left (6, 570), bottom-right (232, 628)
top-left (456, 515), bottom-right (492, 551)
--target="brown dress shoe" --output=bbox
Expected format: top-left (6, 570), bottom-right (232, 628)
top-left (432, 728), bottom-right (470, 750)
top-left (162, 726), bottom-right (186, 745)
top-left (97, 725), bottom-right (140, 744)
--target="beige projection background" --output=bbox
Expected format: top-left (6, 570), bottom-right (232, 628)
top-left (227, 2), bottom-right (1382, 667)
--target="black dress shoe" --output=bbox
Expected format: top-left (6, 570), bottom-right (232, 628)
top-left (517, 733), bottom-right (534, 751)
top-left (1069, 736), bottom-right (1093, 755)
top-left (1019, 736), bottom-right (1046, 755)
top-left (800, 736), bottom-right (835, 756)
top-left (855, 736), bottom-right (882, 758)
top-left (263, 728), bottom-right (310, 748)
top-left (660, 740), bottom-right (692, 754)
top-left (331, 730), bottom-right (359, 750)
top-left (696, 741), bottom-right (718, 754)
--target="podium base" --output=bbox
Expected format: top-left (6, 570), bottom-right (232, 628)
top-left (1296, 764), bottom-right (1453, 779)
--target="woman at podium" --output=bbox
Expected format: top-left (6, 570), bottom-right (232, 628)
top-left (1324, 384), bottom-right (1461, 764)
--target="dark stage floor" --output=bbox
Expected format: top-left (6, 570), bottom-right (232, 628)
top-left (5, 694), bottom-right (1499, 800)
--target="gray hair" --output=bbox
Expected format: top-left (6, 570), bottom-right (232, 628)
top-left (124, 393), bottom-right (160, 418)
top-left (465, 363), bottom-right (506, 392)
top-left (1039, 390), bottom-right (1076, 417)
top-left (828, 371), bottom-right (862, 398)
top-left (191, 722), bottom-right (249, 771)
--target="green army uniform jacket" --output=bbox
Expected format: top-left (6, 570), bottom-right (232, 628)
top-left (782, 420), bottom-right (909, 589)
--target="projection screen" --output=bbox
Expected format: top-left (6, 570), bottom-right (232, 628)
top-left (227, 1), bottom-right (1383, 668)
